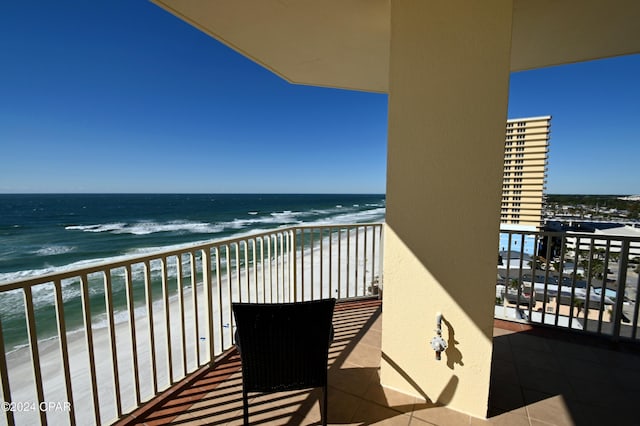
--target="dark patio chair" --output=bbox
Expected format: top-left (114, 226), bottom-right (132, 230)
top-left (232, 298), bottom-right (336, 425)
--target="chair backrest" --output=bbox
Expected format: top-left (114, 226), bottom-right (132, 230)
top-left (232, 299), bottom-right (336, 393)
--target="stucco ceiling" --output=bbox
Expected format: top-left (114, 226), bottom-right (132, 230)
top-left (152, 0), bottom-right (640, 93)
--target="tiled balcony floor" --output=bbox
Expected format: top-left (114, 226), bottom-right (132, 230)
top-left (118, 299), bottom-right (640, 425)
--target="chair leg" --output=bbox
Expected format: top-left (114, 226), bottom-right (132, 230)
top-left (322, 384), bottom-right (328, 426)
top-left (242, 389), bottom-right (249, 425)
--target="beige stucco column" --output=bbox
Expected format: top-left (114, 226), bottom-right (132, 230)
top-left (380, 0), bottom-right (513, 418)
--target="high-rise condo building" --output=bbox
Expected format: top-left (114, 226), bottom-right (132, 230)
top-left (500, 116), bottom-right (551, 229)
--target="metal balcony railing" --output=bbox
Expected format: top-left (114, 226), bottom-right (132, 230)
top-left (4, 222), bottom-right (637, 425)
top-left (0, 223), bottom-right (384, 426)
top-left (497, 229), bottom-right (640, 340)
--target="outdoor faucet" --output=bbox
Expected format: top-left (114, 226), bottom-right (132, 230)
top-left (430, 312), bottom-right (447, 360)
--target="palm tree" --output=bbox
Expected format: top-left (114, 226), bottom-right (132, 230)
top-left (573, 298), bottom-right (585, 319)
top-left (591, 259), bottom-right (605, 279)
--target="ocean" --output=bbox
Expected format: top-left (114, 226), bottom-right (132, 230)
top-left (0, 193), bottom-right (385, 351)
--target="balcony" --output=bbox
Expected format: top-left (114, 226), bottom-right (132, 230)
top-left (115, 299), bottom-right (640, 425)
top-left (1, 224), bottom-right (639, 425)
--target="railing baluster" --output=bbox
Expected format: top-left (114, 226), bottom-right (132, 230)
top-left (277, 232), bottom-right (282, 301)
top-left (347, 227), bottom-right (351, 299)
top-left (260, 237), bottom-right (266, 302)
top-left (540, 233), bottom-right (553, 325)
top-left (189, 253), bottom-right (199, 366)
top-left (22, 286), bottom-right (47, 425)
top-left (286, 231), bottom-right (290, 301)
top-left (267, 237), bottom-right (273, 302)
top-left (243, 242), bottom-right (250, 302)
top-left (289, 231), bottom-right (293, 301)
top-left (0, 314), bottom-right (15, 426)
top-left (554, 236), bottom-right (567, 327)
top-left (310, 228), bottom-right (315, 300)
top-left (234, 244), bottom-right (241, 304)
top-left (597, 240), bottom-right (611, 334)
top-left (203, 248), bottom-right (214, 363)
top-left (613, 240), bottom-right (630, 341)
top-left (80, 274), bottom-right (101, 425)
top-left (328, 227), bottom-right (334, 297)
top-left (225, 245), bottom-right (233, 342)
top-left (320, 229), bottom-right (324, 299)
top-left (338, 228), bottom-right (342, 299)
top-left (160, 257), bottom-right (173, 385)
top-left (272, 237), bottom-right (277, 302)
top-left (632, 260), bottom-right (640, 340)
top-left (252, 239), bottom-right (258, 302)
top-left (370, 225), bottom-right (375, 295)
top-left (52, 279), bottom-right (75, 426)
top-left (124, 265), bottom-right (141, 407)
top-left (104, 270), bottom-right (122, 417)
top-left (299, 229), bottom-right (305, 301)
top-left (528, 233), bottom-right (539, 321)
top-left (364, 225), bottom-right (369, 295)
top-left (215, 248), bottom-right (223, 353)
top-left (278, 233), bottom-right (282, 301)
top-left (582, 240), bottom-right (595, 332)
top-left (567, 237), bottom-right (580, 330)
top-left (516, 234), bottom-right (525, 312)
top-left (504, 231), bottom-right (512, 301)
top-left (176, 255), bottom-right (187, 378)
top-left (143, 261), bottom-right (158, 395)
top-left (354, 226), bottom-right (359, 297)
top-left (379, 225), bottom-right (384, 283)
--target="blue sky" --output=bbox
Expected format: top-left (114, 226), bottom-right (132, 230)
top-left (1, 1), bottom-right (638, 195)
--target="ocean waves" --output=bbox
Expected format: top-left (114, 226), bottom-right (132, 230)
top-left (65, 221), bottom-right (225, 235)
top-left (32, 245), bottom-right (75, 256)
top-left (307, 207), bottom-right (386, 226)
top-left (0, 194), bottom-right (386, 352)
top-left (62, 206), bottom-right (376, 238)
top-left (63, 213), bottom-right (304, 237)
top-left (3, 206), bottom-right (384, 284)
